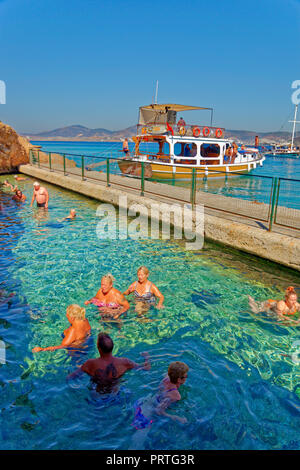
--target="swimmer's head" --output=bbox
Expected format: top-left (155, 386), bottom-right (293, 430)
top-left (137, 266), bottom-right (149, 281)
top-left (97, 333), bottom-right (114, 354)
top-left (101, 274), bottom-right (115, 293)
top-left (168, 361), bottom-right (189, 385)
top-left (285, 286), bottom-right (298, 305)
top-left (16, 190), bottom-right (22, 197)
top-left (33, 181), bottom-right (40, 188)
top-left (70, 209), bottom-right (76, 216)
top-left (66, 304), bottom-right (86, 321)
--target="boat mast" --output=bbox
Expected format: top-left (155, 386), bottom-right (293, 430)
top-left (155, 80), bottom-right (159, 104)
top-left (290, 104), bottom-right (299, 149)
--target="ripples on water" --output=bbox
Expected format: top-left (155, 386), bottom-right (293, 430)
top-left (0, 176), bottom-right (300, 450)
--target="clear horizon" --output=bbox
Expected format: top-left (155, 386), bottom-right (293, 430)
top-left (0, 0), bottom-right (299, 134)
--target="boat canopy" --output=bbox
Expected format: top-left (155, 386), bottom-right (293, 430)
top-left (138, 103), bottom-right (213, 126)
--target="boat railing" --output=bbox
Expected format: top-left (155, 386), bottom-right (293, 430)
top-left (135, 151), bottom-right (262, 165)
top-left (137, 123), bottom-right (225, 139)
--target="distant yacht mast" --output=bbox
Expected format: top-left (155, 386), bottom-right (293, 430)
top-left (289, 104), bottom-right (299, 149)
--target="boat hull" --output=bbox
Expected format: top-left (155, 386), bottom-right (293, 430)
top-left (149, 162), bottom-right (256, 179)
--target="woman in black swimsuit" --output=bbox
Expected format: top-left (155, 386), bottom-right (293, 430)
top-left (123, 266), bottom-right (164, 312)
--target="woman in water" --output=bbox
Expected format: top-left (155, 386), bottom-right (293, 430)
top-left (132, 361), bottom-right (189, 432)
top-left (32, 304), bottom-right (91, 352)
top-left (248, 286), bottom-right (300, 323)
top-left (85, 274), bottom-right (129, 320)
top-left (123, 266), bottom-right (164, 312)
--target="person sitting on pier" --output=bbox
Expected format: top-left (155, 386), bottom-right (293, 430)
top-left (32, 304), bottom-right (91, 353)
top-left (248, 286), bottom-right (300, 323)
top-left (123, 266), bottom-right (164, 313)
top-left (12, 189), bottom-right (26, 202)
top-left (85, 274), bottom-right (129, 319)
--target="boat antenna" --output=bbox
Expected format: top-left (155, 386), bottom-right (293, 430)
top-left (155, 80), bottom-right (159, 104)
top-left (289, 104), bottom-right (300, 149)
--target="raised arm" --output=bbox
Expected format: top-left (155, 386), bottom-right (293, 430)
top-left (32, 328), bottom-right (77, 353)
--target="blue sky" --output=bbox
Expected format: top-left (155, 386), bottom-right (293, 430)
top-left (0, 0), bottom-right (299, 133)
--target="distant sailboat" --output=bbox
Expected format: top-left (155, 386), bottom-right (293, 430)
top-left (266, 104), bottom-right (300, 158)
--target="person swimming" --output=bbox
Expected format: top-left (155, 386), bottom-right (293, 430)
top-left (12, 189), bottom-right (26, 202)
top-left (32, 304), bottom-right (91, 352)
top-left (132, 361), bottom-right (189, 430)
top-left (123, 266), bottom-right (164, 312)
top-left (248, 286), bottom-right (300, 324)
top-left (68, 333), bottom-right (150, 393)
top-left (85, 274), bottom-right (129, 320)
top-left (62, 209), bottom-right (76, 220)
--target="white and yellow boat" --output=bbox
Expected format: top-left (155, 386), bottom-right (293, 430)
top-left (118, 103), bottom-right (265, 180)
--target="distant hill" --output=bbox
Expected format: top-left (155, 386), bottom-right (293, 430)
top-left (23, 125), bottom-right (300, 146)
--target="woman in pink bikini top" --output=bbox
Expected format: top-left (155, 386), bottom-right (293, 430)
top-left (84, 274), bottom-right (129, 319)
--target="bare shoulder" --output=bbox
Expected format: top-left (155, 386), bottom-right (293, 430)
top-left (118, 356), bottom-right (137, 369)
top-left (276, 300), bottom-right (286, 311)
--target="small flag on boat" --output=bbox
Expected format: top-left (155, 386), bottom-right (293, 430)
top-left (166, 122), bottom-right (174, 135)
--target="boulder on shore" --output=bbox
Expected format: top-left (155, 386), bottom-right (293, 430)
top-left (0, 121), bottom-right (34, 173)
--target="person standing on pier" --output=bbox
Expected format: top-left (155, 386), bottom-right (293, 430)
top-left (122, 138), bottom-right (130, 156)
top-left (30, 182), bottom-right (49, 209)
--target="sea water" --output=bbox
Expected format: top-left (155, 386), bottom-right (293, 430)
top-left (1, 171), bottom-right (300, 450)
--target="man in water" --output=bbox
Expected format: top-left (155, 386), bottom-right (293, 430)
top-left (63, 209), bottom-right (76, 220)
top-left (30, 182), bottom-right (49, 209)
top-left (68, 333), bottom-right (150, 390)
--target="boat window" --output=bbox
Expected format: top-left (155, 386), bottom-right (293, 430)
top-left (200, 144), bottom-right (220, 158)
top-left (138, 140), bottom-right (170, 157)
top-left (174, 142), bottom-right (198, 157)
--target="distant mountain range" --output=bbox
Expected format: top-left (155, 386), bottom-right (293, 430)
top-left (23, 124), bottom-right (300, 146)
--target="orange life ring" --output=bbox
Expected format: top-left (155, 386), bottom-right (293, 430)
top-left (193, 126), bottom-right (201, 137)
top-left (215, 128), bottom-right (223, 138)
top-left (179, 126), bottom-right (186, 136)
top-left (203, 127), bottom-right (210, 137)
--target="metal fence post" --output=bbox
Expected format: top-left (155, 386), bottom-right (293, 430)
top-left (106, 158), bottom-right (110, 187)
top-left (141, 162), bottom-right (145, 196)
top-left (268, 177), bottom-right (279, 231)
top-left (190, 167), bottom-right (196, 209)
top-left (37, 150), bottom-right (40, 168)
top-left (63, 154), bottom-right (66, 175)
top-left (49, 152), bottom-right (52, 171)
top-left (81, 156), bottom-right (84, 181)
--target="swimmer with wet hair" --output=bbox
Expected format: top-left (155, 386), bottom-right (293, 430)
top-left (248, 286), bottom-right (300, 324)
top-left (85, 274), bottom-right (129, 319)
top-left (12, 189), bottom-right (26, 202)
top-left (68, 332), bottom-right (150, 389)
top-left (63, 209), bottom-right (76, 220)
top-left (32, 304), bottom-right (91, 352)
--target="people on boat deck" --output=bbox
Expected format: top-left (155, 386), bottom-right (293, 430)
top-left (230, 142), bottom-right (238, 163)
top-left (224, 146), bottom-right (232, 162)
top-left (123, 138), bottom-right (129, 155)
top-left (132, 361), bottom-right (189, 429)
top-left (32, 304), bottom-right (91, 353)
top-left (12, 189), bottom-right (26, 202)
top-left (123, 266), bottom-right (165, 310)
top-left (184, 145), bottom-right (191, 157)
top-left (248, 286), bottom-right (300, 323)
top-left (177, 117), bottom-right (186, 128)
top-left (68, 333), bottom-right (150, 390)
top-left (30, 181), bottom-right (49, 209)
top-left (85, 273), bottom-right (129, 319)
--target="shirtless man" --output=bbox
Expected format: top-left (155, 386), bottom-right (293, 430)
top-left (30, 182), bottom-right (49, 209)
top-left (68, 333), bottom-right (150, 390)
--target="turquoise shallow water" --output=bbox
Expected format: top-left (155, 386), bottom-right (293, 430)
top-left (31, 141), bottom-right (300, 210)
top-left (1, 175), bottom-right (300, 449)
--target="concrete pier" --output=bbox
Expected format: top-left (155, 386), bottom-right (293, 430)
top-left (19, 163), bottom-right (300, 272)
